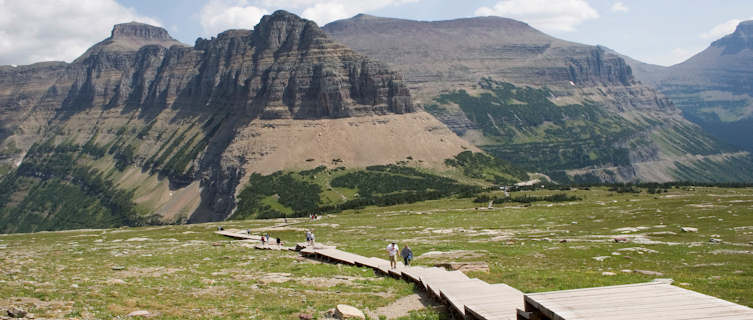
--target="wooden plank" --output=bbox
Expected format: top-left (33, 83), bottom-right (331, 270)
top-left (465, 297), bottom-right (524, 320)
top-left (316, 248), bottom-right (358, 265)
top-left (214, 230), bottom-right (261, 240)
top-left (438, 280), bottom-right (493, 315)
top-left (525, 282), bottom-right (753, 320)
top-left (400, 266), bottom-right (428, 282)
top-left (440, 280), bottom-right (523, 319)
top-left (463, 286), bottom-right (524, 320)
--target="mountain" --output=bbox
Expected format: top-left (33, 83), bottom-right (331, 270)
top-left (628, 21), bottom-right (753, 152)
top-left (323, 14), bottom-right (753, 183)
top-left (0, 11), bottom-right (475, 233)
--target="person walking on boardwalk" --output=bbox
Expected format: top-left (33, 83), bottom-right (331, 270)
top-left (306, 230), bottom-right (315, 247)
top-left (386, 242), bottom-right (399, 269)
top-left (401, 244), bottom-right (413, 266)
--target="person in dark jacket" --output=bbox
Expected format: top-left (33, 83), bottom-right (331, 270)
top-left (401, 245), bottom-right (413, 266)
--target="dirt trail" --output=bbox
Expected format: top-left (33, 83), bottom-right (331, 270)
top-left (370, 291), bottom-right (441, 319)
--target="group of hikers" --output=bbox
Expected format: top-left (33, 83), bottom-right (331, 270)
top-left (386, 242), bottom-right (413, 268)
top-left (259, 232), bottom-right (283, 247)
top-left (246, 227), bottom-right (414, 268)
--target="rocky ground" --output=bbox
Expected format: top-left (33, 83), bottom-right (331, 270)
top-left (1, 186), bottom-right (752, 319)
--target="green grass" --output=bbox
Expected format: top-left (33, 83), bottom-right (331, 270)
top-left (232, 164), bottom-right (492, 220)
top-left (427, 78), bottom-right (637, 174)
top-left (1, 187), bottom-right (752, 318)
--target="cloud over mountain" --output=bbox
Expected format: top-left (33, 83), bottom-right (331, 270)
top-left (198, 0), bottom-right (419, 36)
top-left (474, 0), bottom-right (598, 32)
top-left (0, 0), bottom-right (160, 65)
top-left (700, 17), bottom-right (753, 40)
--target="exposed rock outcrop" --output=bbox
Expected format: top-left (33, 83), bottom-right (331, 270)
top-left (0, 11), bottom-right (469, 230)
top-left (324, 14), bottom-right (753, 183)
top-left (628, 20), bottom-right (753, 152)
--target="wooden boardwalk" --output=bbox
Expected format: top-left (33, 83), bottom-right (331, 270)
top-left (518, 280), bottom-right (753, 320)
top-left (215, 232), bottom-right (753, 320)
top-left (299, 246), bottom-right (523, 320)
top-left (214, 229), bottom-right (262, 240)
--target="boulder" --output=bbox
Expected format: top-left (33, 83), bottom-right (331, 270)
top-left (634, 270), bottom-right (664, 276)
top-left (681, 227), bottom-right (698, 232)
top-left (709, 238), bottom-right (723, 243)
top-left (7, 307), bottom-right (27, 318)
top-left (127, 310), bottom-right (151, 317)
top-left (334, 304), bottom-right (365, 319)
top-left (613, 237), bottom-right (629, 243)
top-left (435, 261), bottom-right (489, 272)
top-left (298, 313), bottom-right (313, 320)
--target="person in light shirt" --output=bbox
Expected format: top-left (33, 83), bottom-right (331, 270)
top-left (386, 242), bottom-right (399, 269)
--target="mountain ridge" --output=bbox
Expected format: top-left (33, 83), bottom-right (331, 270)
top-left (0, 10), bottom-right (474, 232)
top-left (626, 20), bottom-right (753, 152)
top-left (324, 14), bottom-right (753, 183)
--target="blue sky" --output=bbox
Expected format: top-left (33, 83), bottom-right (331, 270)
top-left (1, 0), bottom-right (752, 66)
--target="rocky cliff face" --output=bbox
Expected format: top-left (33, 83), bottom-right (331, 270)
top-left (628, 21), bottom-right (753, 152)
top-left (324, 14), bottom-right (753, 183)
top-left (324, 15), bottom-right (634, 95)
top-left (0, 11), bottom-right (470, 232)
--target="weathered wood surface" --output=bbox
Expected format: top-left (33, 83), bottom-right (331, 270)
top-left (523, 280), bottom-right (753, 320)
top-left (218, 230), bottom-right (751, 320)
top-left (253, 244), bottom-right (295, 251)
top-left (214, 230), bottom-right (261, 240)
top-left (306, 247), bottom-right (523, 320)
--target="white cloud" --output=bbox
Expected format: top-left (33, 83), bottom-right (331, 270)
top-left (700, 17), bottom-right (753, 40)
top-left (199, 0), bottom-right (420, 34)
top-left (610, 2), bottom-right (628, 13)
top-left (301, 2), bottom-right (351, 25)
top-left (199, 0), bottom-right (268, 37)
top-left (670, 47), bottom-right (699, 63)
top-left (299, 0), bottom-right (419, 26)
top-left (0, 0), bottom-right (161, 65)
top-left (475, 0), bottom-right (599, 32)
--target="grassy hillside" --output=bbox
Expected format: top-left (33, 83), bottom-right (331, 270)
top-left (0, 146), bottom-right (525, 232)
top-left (0, 140), bottom-right (157, 234)
top-left (0, 186), bottom-right (751, 319)
top-left (426, 78), bottom-right (753, 183)
top-left (427, 78), bottom-right (637, 173)
top-left (232, 153), bottom-right (527, 220)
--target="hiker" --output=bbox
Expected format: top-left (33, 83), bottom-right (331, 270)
top-left (261, 235), bottom-right (266, 246)
top-left (401, 245), bottom-right (413, 266)
top-left (306, 230), bottom-right (315, 247)
top-left (386, 242), bottom-right (399, 269)
top-left (276, 237), bottom-right (282, 247)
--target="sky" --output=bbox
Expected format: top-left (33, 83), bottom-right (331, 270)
top-left (1, 0), bottom-right (752, 67)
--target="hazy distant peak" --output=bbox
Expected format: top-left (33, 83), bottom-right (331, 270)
top-left (74, 22), bottom-right (185, 63)
top-left (110, 22), bottom-right (175, 41)
top-left (711, 20), bottom-right (753, 54)
top-left (352, 13), bottom-right (378, 20)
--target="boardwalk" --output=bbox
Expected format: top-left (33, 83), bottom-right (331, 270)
top-left (216, 231), bottom-right (753, 320)
top-left (519, 280), bottom-right (753, 320)
top-left (299, 246), bottom-right (523, 320)
top-left (214, 229), bottom-right (261, 240)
